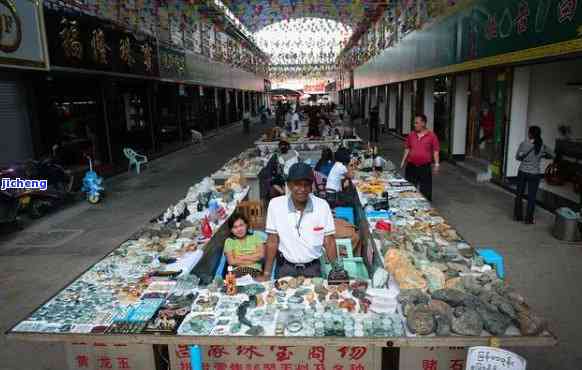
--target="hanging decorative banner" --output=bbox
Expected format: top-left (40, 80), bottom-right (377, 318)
top-left (224, 0), bottom-right (378, 33)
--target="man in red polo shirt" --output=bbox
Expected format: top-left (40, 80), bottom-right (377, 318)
top-left (400, 114), bottom-right (440, 201)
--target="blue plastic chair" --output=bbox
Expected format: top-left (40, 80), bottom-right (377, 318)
top-left (477, 248), bottom-right (505, 279)
top-left (335, 206), bottom-right (355, 225)
top-left (123, 148), bottom-right (148, 174)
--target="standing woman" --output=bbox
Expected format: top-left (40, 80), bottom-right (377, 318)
top-left (514, 126), bottom-right (554, 224)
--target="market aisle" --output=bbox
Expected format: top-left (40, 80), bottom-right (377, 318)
top-left (0, 121), bottom-right (269, 370)
top-left (365, 127), bottom-right (582, 370)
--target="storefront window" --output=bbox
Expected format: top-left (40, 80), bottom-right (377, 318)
top-left (433, 76), bottom-right (454, 157)
top-left (466, 69), bottom-right (512, 178)
top-left (157, 84), bottom-right (183, 153)
top-left (37, 77), bottom-right (109, 175)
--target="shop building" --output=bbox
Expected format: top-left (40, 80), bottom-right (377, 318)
top-left (5, 1), bottom-right (268, 179)
top-left (0, 0), bottom-right (48, 165)
top-left (340, 0), bottom-right (582, 211)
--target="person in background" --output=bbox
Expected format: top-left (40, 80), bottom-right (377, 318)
top-left (277, 139), bottom-right (300, 176)
top-left (373, 154), bottom-right (388, 173)
top-left (307, 117), bottom-right (321, 138)
top-left (291, 110), bottom-right (301, 133)
top-left (479, 106), bottom-right (495, 144)
top-left (326, 148), bottom-right (355, 193)
top-left (401, 114), bottom-right (440, 201)
top-left (242, 110), bottom-right (251, 134)
top-left (262, 163), bottom-right (337, 279)
top-left (315, 148), bottom-right (335, 177)
top-left (285, 110), bottom-right (293, 132)
top-left (269, 163), bottom-right (286, 199)
top-left (514, 126), bottom-right (554, 224)
top-left (224, 213), bottom-right (265, 278)
top-left (369, 105), bottom-right (380, 143)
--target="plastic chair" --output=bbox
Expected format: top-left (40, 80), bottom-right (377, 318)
top-left (335, 206), bottom-right (355, 225)
top-left (477, 248), bottom-right (505, 279)
top-left (123, 148), bottom-right (148, 174)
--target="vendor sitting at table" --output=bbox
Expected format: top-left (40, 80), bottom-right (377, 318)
top-left (261, 163), bottom-right (337, 280)
top-left (326, 148), bottom-right (355, 193)
top-left (277, 139), bottom-right (299, 176)
top-left (224, 213), bottom-right (265, 278)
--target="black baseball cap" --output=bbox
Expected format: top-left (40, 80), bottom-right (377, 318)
top-left (287, 163), bottom-right (314, 183)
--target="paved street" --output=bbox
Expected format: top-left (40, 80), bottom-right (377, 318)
top-left (1, 124), bottom-right (580, 370)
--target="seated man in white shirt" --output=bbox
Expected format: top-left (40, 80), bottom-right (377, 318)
top-left (261, 163), bottom-right (337, 279)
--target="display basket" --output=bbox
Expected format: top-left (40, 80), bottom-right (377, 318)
top-left (321, 239), bottom-right (369, 280)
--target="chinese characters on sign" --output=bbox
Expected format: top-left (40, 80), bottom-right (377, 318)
top-left (142, 43), bottom-right (153, 72)
top-left (160, 49), bottom-right (187, 79)
top-left (558, 0), bottom-right (578, 23)
top-left (0, 0), bottom-right (21, 53)
top-left (169, 345), bottom-right (376, 370)
top-left (400, 347), bottom-right (468, 370)
top-left (65, 342), bottom-right (156, 370)
top-left (119, 36), bottom-right (134, 67)
top-left (91, 28), bottom-right (109, 65)
top-left (60, 18), bottom-right (83, 62)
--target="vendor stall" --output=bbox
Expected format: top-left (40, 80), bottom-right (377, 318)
top-left (255, 136), bottom-right (363, 154)
top-left (7, 147), bottom-right (556, 370)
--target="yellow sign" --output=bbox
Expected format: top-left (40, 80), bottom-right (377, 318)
top-left (0, 0), bottom-right (21, 53)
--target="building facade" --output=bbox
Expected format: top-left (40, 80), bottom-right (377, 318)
top-left (1, 0), bottom-right (269, 180)
top-left (340, 0), bottom-right (582, 210)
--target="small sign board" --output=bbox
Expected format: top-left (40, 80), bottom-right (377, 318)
top-left (400, 347), bottom-right (468, 370)
top-left (466, 347), bottom-right (526, 370)
top-left (169, 344), bottom-right (378, 370)
top-left (65, 342), bottom-right (155, 370)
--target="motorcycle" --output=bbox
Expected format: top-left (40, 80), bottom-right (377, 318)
top-left (81, 156), bottom-right (104, 204)
top-left (0, 158), bottom-right (73, 219)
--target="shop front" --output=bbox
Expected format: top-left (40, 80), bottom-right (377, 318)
top-left (504, 58), bottom-right (582, 210)
top-left (465, 68), bottom-right (513, 179)
top-left (0, 0), bottom-right (48, 164)
top-left (157, 82), bottom-right (184, 154)
top-left (39, 5), bottom-right (161, 173)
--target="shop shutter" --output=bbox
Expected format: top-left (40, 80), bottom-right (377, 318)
top-left (0, 80), bottom-right (20, 124)
top-left (0, 79), bottom-right (33, 163)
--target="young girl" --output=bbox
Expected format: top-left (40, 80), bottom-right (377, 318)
top-left (224, 213), bottom-right (265, 278)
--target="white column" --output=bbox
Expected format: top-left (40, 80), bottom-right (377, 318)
top-left (389, 85), bottom-right (397, 129)
top-left (506, 66), bottom-right (531, 177)
top-left (423, 79), bottom-right (435, 130)
top-left (452, 74), bottom-right (469, 156)
top-left (402, 82), bottom-right (412, 135)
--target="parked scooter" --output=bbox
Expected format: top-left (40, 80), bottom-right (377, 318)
top-left (81, 156), bottom-right (104, 204)
top-left (0, 157), bottom-right (73, 219)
